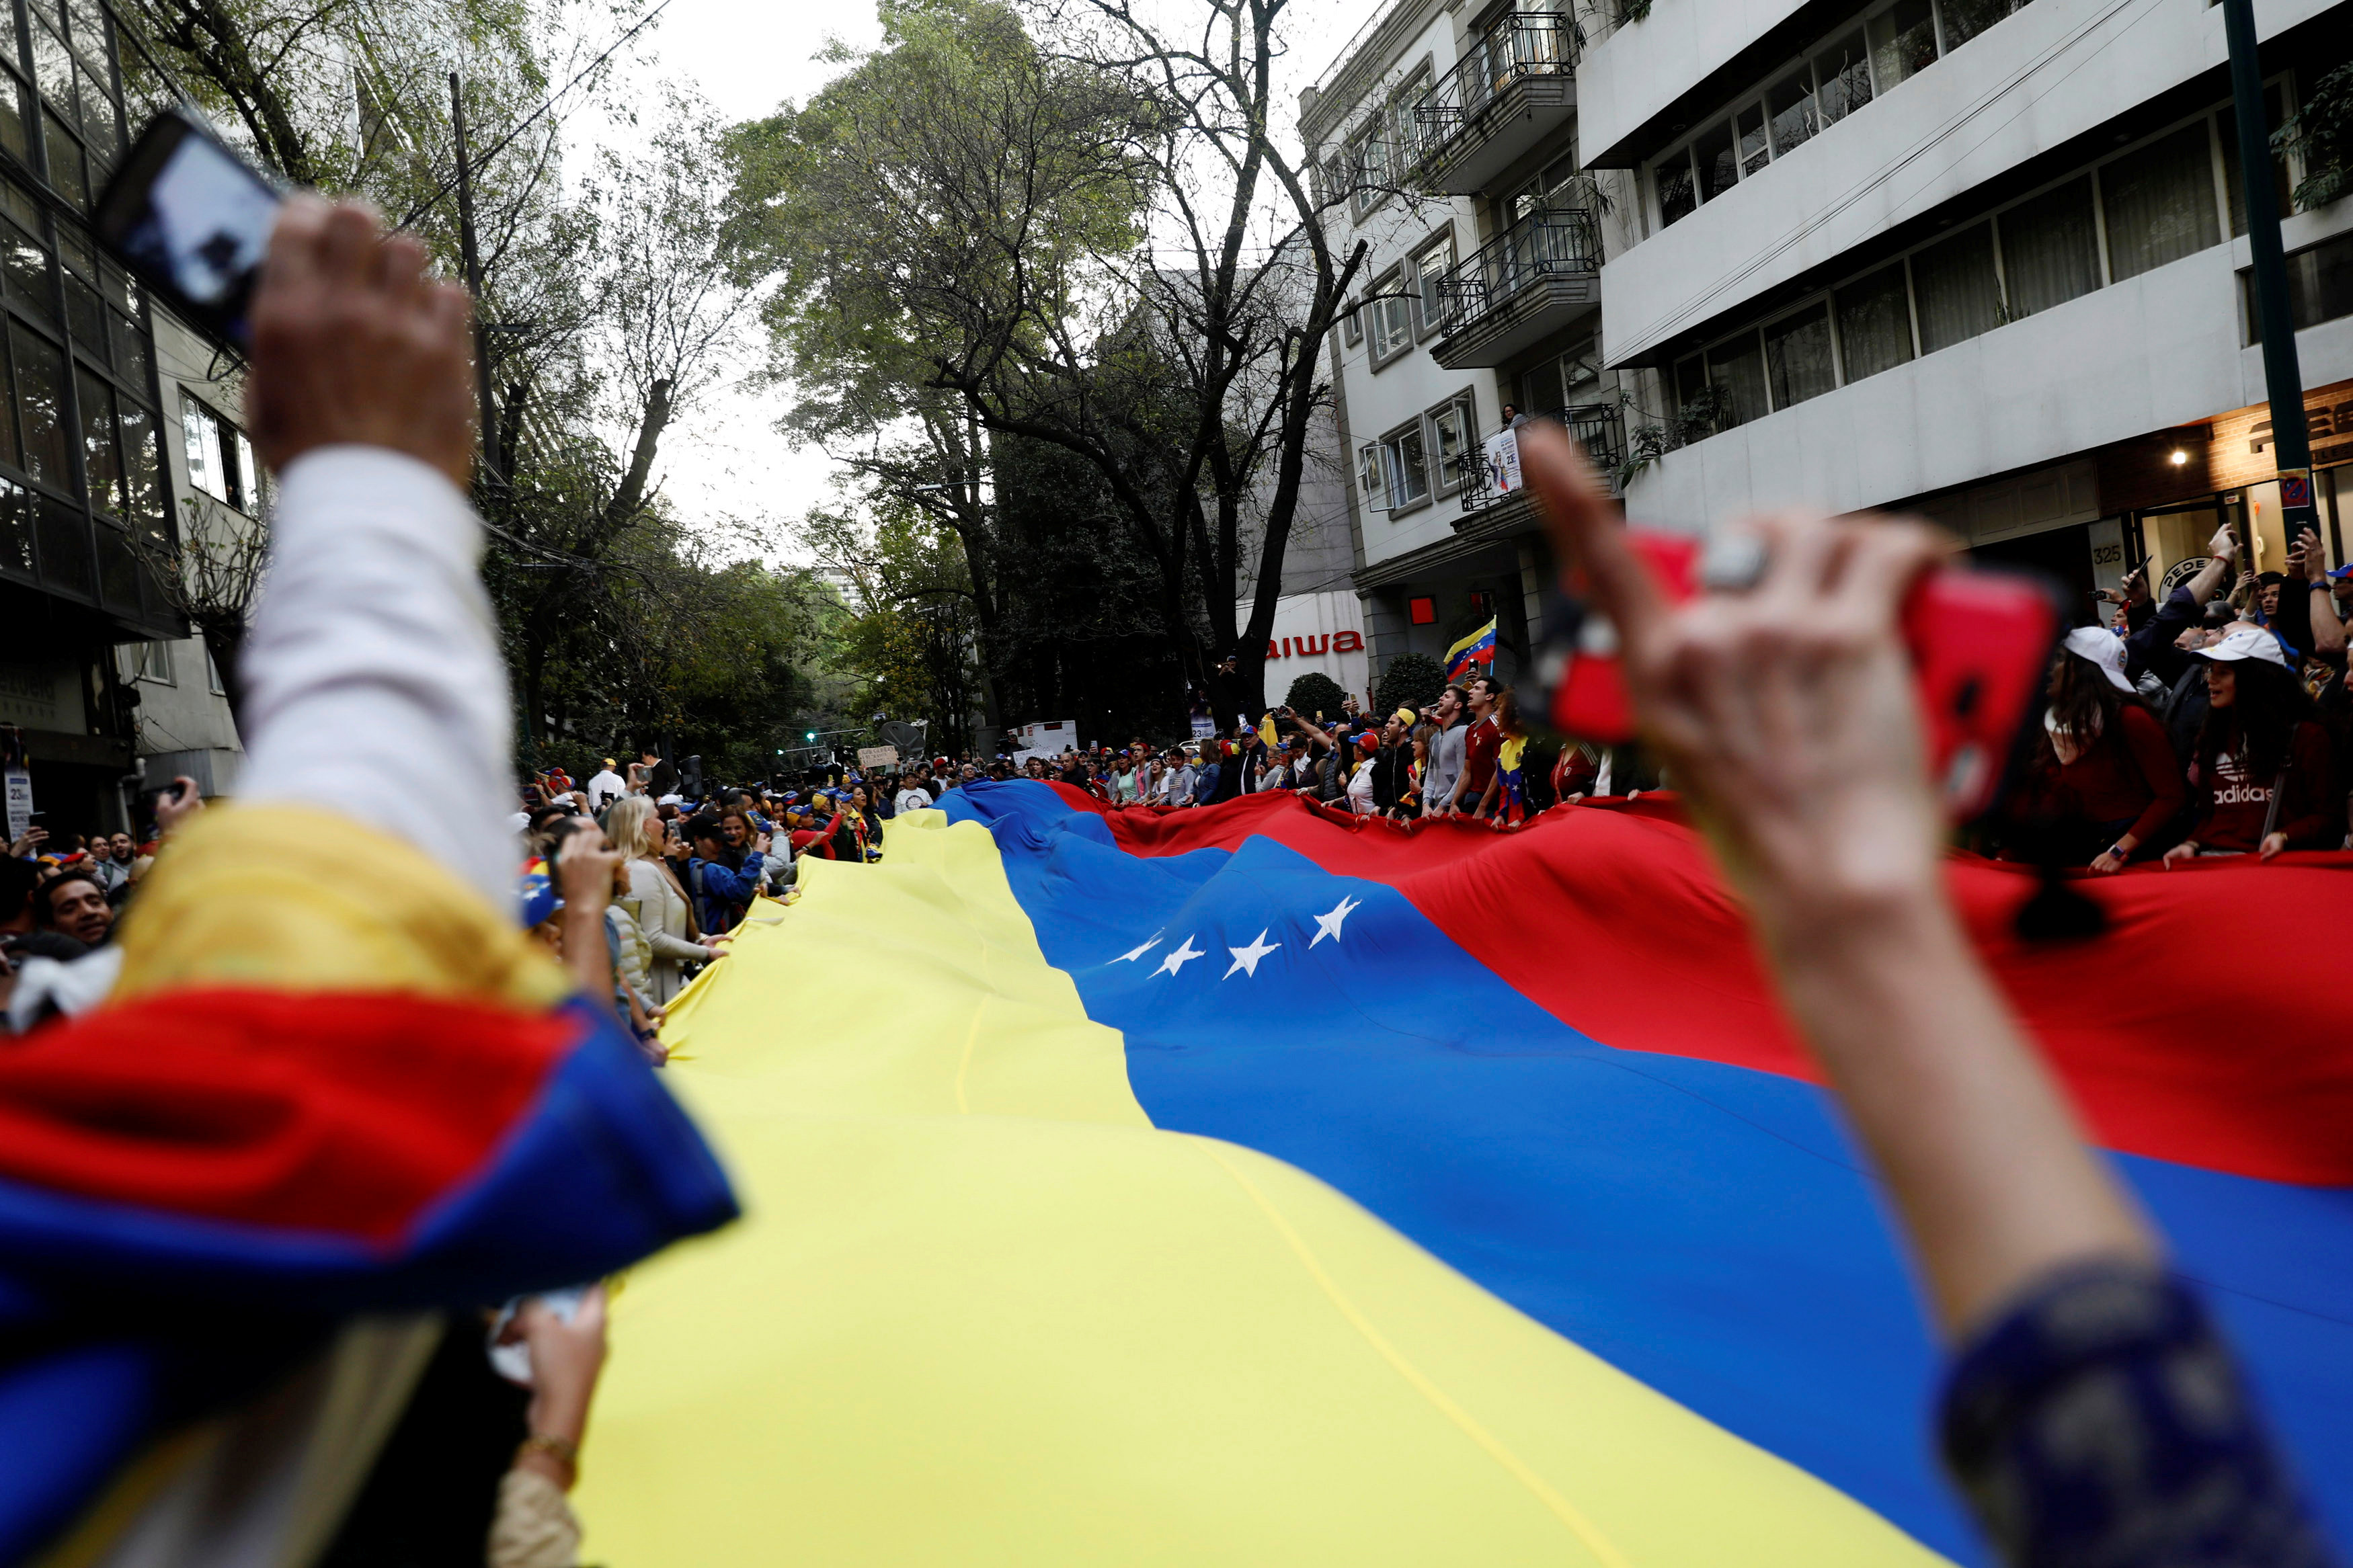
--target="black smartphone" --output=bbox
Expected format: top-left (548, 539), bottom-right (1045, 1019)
top-left (93, 107), bottom-right (283, 346)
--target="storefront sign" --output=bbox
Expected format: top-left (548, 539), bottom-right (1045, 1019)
top-left (2210, 378), bottom-right (2353, 489)
top-left (1237, 591), bottom-right (1371, 700)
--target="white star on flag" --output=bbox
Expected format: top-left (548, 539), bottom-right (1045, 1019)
top-left (1222, 930), bottom-right (1281, 979)
top-left (1154, 936), bottom-right (1205, 977)
top-left (1113, 932), bottom-right (1164, 963)
top-left (1310, 895), bottom-right (1361, 948)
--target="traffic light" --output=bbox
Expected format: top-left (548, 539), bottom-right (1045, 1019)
top-left (804, 729), bottom-right (817, 742)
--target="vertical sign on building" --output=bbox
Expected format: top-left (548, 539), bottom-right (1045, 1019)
top-left (1, 726), bottom-right (29, 843)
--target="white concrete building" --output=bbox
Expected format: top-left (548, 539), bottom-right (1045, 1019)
top-left (1304, 0), bottom-right (1645, 690)
top-left (1583, 0), bottom-right (2353, 593)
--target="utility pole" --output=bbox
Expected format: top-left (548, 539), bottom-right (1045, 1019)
top-left (449, 71), bottom-right (501, 485)
top-left (2221, 0), bottom-right (2316, 552)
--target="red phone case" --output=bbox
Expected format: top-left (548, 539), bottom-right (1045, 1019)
top-left (1550, 529), bottom-right (2059, 822)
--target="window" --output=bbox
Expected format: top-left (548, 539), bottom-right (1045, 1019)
top-left (2219, 85), bottom-right (2292, 238)
top-left (2100, 122), bottom-right (2219, 284)
top-left (1388, 75), bottom-right (1427, 171)
top-left (13, 321), bottom-right (67, 486)
top-left (1651, 102), bottom-right (2254, 450)
top-left (1380, 423), bottom-right (1430, 509)
top-left (77, 366), bottom-right (116, 513)
top-left (122, 638), bottom-right (171, 684)
top-left (1428, 395), bottom-right (1474, 493)
top-left (1997, 175), bottom-right (2099, 319)
top-left (1936, 0), bottom-right (2011, 54)
top-left (1765, 69), bottom-right (1818, 157)
top-left (1343, 294), bottom-right (1363, 346)
top-left (1657, 155), bottom-right (1698, 226)
top-left (1646, 0), bottom-right (2054, 234)
top-left (1706, 333), bottom-right (1769, 427)
top-left (182, 392), bottom-right (255, 511)
top-left (1414, 234), bottom-right (1455, 333)
top-left (1735, 104), bottom-right (1769, 177)
top-left (1349, 130), bottom-right (1382, 215)
top-left (2242, 229), bottom-right (2353, 340)
top-left (1868, 0), bottom-right (1937, 92)
top-left (1813, 30), bottom-right (1872, 124)
top-left (1910, 221), bottom-right (2001, 352)
top-left (1358, 443), bottom-right (1386, 507)
top-left (1834, 261), bottom-right (1915, 381)
top-left (1513, 153), bottom-right (1582, 221)
top-left (1527, 338), bottom-right (1599, 412)
top-left (1763, 303), bottom-right (1836, 409)
top-left (1693, 120), bottom-right (1738, 204)
top-left (1369, 272), bottom-right (1414, 362)
top-left (206, 642), bottom-right (226, 695)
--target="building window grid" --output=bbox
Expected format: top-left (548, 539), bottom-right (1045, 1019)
top-left (1647, 0), bottom-right (2037, 230)
top-left (1669, 95), bottom-right (2292, 437)
top-left (0, 0), bottom-right (169, 619)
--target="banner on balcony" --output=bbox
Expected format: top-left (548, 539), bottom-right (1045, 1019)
top-left (1482, 427), bottom-right (1522, 493)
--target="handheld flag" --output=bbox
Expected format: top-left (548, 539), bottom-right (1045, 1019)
top-left (1444, 616), bottom-right (1498, 684)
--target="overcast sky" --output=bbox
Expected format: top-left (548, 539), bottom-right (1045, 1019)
top-left (583, 0), bottom-right (1386, 564)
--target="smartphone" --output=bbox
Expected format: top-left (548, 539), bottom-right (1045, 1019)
top-left (93, 107), bottom-right (282, 345)
top-left (1540, 528), bottom-right (2061, 824)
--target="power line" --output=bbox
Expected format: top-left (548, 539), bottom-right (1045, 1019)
top-left (393, 0), bottom-right (676, 234)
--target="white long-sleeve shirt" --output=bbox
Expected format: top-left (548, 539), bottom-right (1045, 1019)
top-left (237, 447), bottom-right (516, 913)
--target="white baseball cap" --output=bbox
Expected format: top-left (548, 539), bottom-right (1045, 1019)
top-left (2062, 626), bottom-right (2133, 693)
top-left (2192, 625), bottom-right (2293, 670)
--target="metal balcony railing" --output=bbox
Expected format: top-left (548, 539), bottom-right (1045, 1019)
top-left (1410, 11), bottom-right (1579, 169)
top-left (1433, 207), bottom-right (1601, 337)
top-left (1459, 404), bottom-right (1627, 514)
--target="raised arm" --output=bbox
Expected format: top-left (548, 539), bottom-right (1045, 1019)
top-left (2295, 533), bottom-right (2346, 658)
top-left (1520, 425), bottom-right (2153, 1331)
top-left (1521, 424), bottom-right (2331, 1566)
top-left (237, 198), bottom-right (513, 914)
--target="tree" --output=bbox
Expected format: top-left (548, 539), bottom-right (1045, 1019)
top-left (800, 500), bottom-right (985, 755)
top-left (1283, 670), bottom-right (1345, 718)
top-left (724, 0), bottom-right (1380, 736)
top-left (118, 0), bottom-right (784, 768)
top-left (1375, 653), bottom-right (1444, 716)
top-left (722, 0), bottom-right (1153, 731)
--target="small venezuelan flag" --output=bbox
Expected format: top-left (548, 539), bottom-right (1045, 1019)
top-left (1444, 616), bottom-right (1498, 684)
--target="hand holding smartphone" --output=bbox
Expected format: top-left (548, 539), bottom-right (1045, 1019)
top-left (1538, 526), bottom-right (2059, 824)
top-left (94, 108), bottom-right (282, 345)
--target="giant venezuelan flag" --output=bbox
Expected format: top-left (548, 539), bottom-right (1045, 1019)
top-left (580, 781), bottom-right (2352, 1566)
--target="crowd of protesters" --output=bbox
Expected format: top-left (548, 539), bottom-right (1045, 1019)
top-left (996, 675), bottom-right (1566, 826)
top-left (20, 512), bottom-right (2346, 1044)
top-left (0, 192), bottom-right (2337, 1568)
top-left (2007, 520), bottom-right (2353, 868)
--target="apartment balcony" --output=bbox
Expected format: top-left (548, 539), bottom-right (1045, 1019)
top-left (1432, 207), bottom-right (1601, 370)
top-left (1455, 403), bottom-right (1627, 533)
top-left (1410, 11), bottom-right (1579, 196)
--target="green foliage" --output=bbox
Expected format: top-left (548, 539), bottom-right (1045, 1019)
top-left (1375, 653), bottom-right (1445, 716)
top-left (1283, 671), bottom-right (1348, 719)
top-left (2276, 64), bottom-right (2353, 210)
top-left (801, 499), bottom-right (984, 755)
